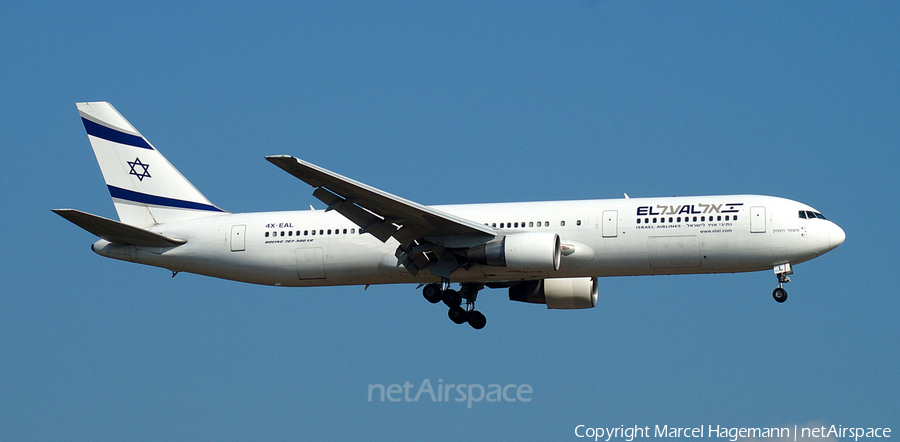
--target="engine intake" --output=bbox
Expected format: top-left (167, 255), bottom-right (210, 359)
top-left (467, 232), bottom-right (561, 272)
top-left (509, 277), bottom-right (598, 309)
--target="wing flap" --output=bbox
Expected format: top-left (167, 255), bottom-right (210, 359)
top-left (311, 187), bottom-right (395, 242)
top-left (52, 209), bottom-right (187, 247)
top-left (266, 156), bottom-right (496, 244)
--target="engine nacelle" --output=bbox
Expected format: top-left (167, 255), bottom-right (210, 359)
top-left (467, 232), bottom-right (561, 272)
top-left (508, 277), bottom-right (598, 309)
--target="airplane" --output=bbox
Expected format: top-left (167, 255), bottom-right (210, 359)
top-left (54, 102), bottom-right (846, 330)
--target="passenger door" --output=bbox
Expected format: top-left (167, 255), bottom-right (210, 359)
top-left (750, 207), bottom-right (766, 233)
top-left (602, 210), bottom-right (618, 238)
top-left (230, 225), bottom-right (246, 252)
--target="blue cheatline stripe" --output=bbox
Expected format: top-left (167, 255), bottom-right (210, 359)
top-left (82, 118), bottom-right (153, 150)
top-left (107, 185), bottom-right (224, 212)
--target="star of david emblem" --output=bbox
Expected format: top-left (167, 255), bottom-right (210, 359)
top-left (128, 157), bottom-right (151, 181)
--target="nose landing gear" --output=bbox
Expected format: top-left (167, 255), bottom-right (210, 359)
top-left (772, 263), bottom-right (792, 303)
top-left (772, 287), bottom-right (788, 303)
top-left (423, 281), bottom-right (487, 329)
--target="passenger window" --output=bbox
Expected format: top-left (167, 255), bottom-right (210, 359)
top-left (725, 216), bottom-right (729, 221)
top-left (637, 218), bottom-right (641, 224)
top-left (668, 217), bottom-right (673, 223)
top-left (576, 220), bottom-right (582, 226)
top-left (265, 232), bottom-right (269, 237)
top-left (717, 216), bottom-right (721, 221)
top-left (514, 222), bottom-right (519, 228)
top-left (645, 218), bottom-right (649, 224)
top-left (288, 231), bottom-right (292, 236)
top-left (693, 216), bottom-right (697, 222)
top-left (280, 231), bottom-right (285, 237)
top-left (311, 230), bottom-right (316, 235)
top-left (653, 218), bottom-right (657, 223)
top-left (560, 221), bottom-right (566, 226)
top-left (734, 216), bottom-right (738, 221)
top-left (701, 216), bottom-right (705, 222)
top-left (327, 229), bottom-right (332, 235)
top-left (529, 222), bottom-right (534, 227)
top-left (351, 229), bottom-right (355, 234)
top-left (343, 229), bottom-right (348, 234)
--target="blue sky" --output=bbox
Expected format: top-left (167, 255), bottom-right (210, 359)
top-left (2, 1), bottom-right (898, 440)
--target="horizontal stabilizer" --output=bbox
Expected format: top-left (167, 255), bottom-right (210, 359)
top-left (52, 209), bottom-right (187, 247)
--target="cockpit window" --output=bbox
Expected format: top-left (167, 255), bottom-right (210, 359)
top-left (801, 210), bottom-right (827, 220)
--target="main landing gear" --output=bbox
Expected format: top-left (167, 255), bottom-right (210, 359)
top-left (772, 263), bottom-right (792, 303)
top-left (423, 281), bottom-right (487, 330)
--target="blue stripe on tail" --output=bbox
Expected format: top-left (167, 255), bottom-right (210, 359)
top-left (107, 185), bottom-right (224, 212)
top-left (82, 118), bottom-right (153, 150)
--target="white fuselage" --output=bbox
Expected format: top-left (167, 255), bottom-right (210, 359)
top-left (92, 194), bottom-right (844, 288)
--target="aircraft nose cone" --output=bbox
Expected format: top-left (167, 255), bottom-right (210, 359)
top-left (829, 223), bottom-right (846, 250)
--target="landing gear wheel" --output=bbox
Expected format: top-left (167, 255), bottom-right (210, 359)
top-left (423, 284), bottom-right (442, 304)
top-left (467, 310), bottom-right (486, 330)
top-left (442, 289), bottom-right (461, 307)
top-left (773, 287), bottom-right (788, 303)
top-left (448, 306), bottom-right (469, 324)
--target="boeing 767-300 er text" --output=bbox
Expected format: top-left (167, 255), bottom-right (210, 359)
top-left (55, 102), bottom-right (846, 329)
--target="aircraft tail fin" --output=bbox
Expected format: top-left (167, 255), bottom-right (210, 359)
top-left (76, 102), bottom-right (226, 226)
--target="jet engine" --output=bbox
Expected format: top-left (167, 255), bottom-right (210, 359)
top-left (508, 277), bottom-right (598, 309)
top-left (467, 232), bottom-right (561, 272)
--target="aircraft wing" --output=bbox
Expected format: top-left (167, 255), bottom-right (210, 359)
top-left (266, 156), bottom-right (496, 245)
top-left (52, 209), bottom-right (186, 247)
